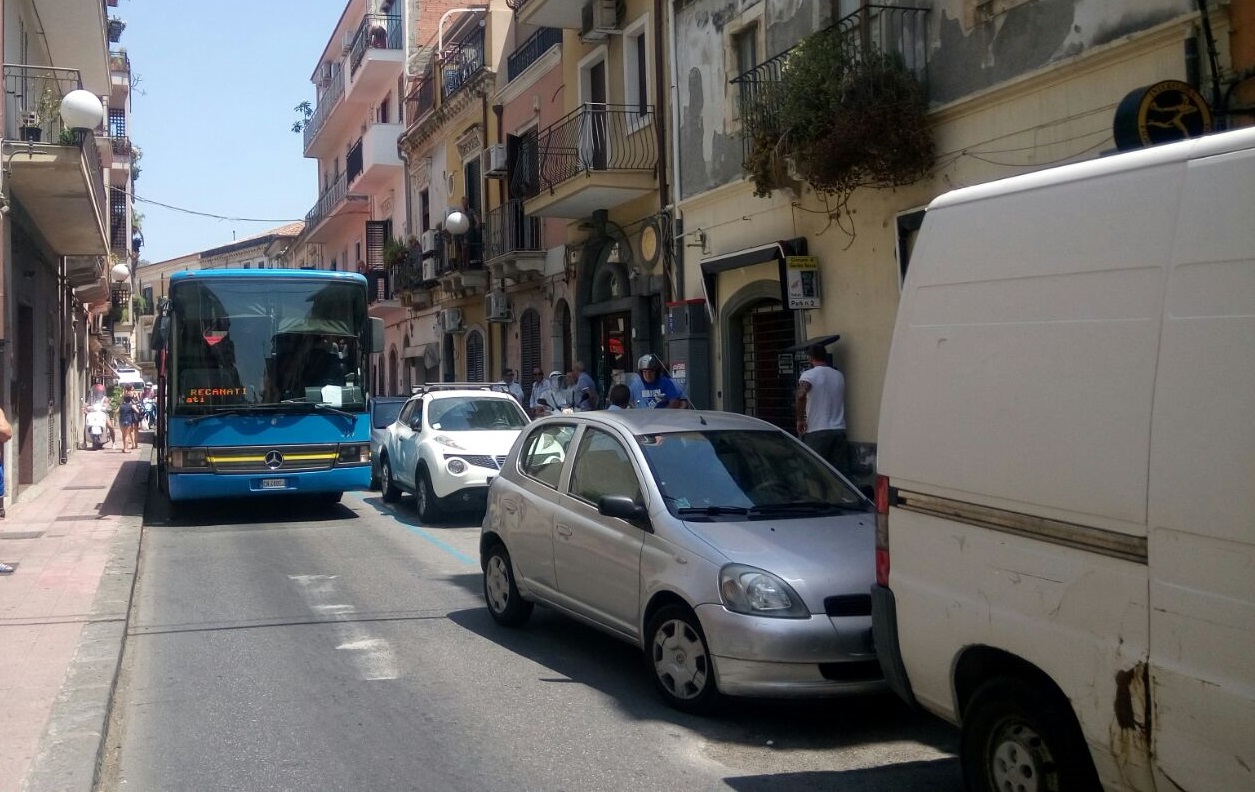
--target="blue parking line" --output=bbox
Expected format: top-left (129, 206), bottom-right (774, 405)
top-left (348, 490), bottom-right (477, 564)
top-left (401, 522), bottom-right (477, 565)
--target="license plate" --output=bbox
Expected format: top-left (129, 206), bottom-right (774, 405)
top-left (260, 478), bottom-right (287, 490)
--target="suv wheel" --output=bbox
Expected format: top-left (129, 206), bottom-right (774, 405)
top-left (416, 467), bottom-right (442, 523)
top-left (380, 457), bottom-right (401, 503)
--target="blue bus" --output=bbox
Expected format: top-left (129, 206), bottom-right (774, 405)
top-left (152, 269), bottom-right (384, 510)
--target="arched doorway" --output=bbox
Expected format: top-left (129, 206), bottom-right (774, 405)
top-left (555, 299), bottom-right (572, 374)
top-left (722, 282), bottom-right (797, 432)
top-left (466, 329), bottom-right (484, 381)
top-left (387, 346), bottom-right (399, 395)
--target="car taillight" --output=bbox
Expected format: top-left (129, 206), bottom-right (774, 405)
top-left (874, 474), bottom-right (891, 587)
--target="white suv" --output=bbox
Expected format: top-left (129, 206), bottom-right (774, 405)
top-left (378, 385), bottom-right (529, 522)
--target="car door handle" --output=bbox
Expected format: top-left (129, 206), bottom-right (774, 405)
top-left (556, 524), bottom-right (573, 538)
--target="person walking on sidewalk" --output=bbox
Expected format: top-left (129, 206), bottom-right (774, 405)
top-left (1, 404), bottom-right (14, 572)
top-left (119, 384), bottom-right (141, 452)
top-left (795, 343), bottom-right (849, 475)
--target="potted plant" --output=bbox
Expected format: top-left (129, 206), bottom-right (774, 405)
top-left (19, 86), bottom-right (60, 143)
top-left (107, 17), bottom-right (126, 43)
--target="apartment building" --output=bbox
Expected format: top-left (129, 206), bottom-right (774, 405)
top-left (671, 0), bottom-right (1251, 478)
top-left (0, 0), bottom-right (133, 506)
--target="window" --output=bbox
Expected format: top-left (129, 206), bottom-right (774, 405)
top-left (466, 329), bottom-right (484, 382)
top-left (623, 24), bottom-right (649, 124)
top-left (398, 398), bottom-right (422, 428)
top-left (733, 25), bottom-right (757, 77)
top-left (520, 308), bottom-right (542, 404)
top-left (378, 93), bottom-right (390, 124)
top-left (419, 189), bottom-right (430, 232)
top-left (568, 429), bottom-right (642, 506)
top-left (519, 424), bottom-right (577, 489)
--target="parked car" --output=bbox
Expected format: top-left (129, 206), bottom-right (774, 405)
top-left (367, 395), bottom-right (408, 490)
top-left (480, 409), bottom-right (882, 713)
top-left (378, 384), bottom-right (530, 522)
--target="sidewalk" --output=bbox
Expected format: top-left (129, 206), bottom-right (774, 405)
top-left (0, 438), bottom-right (148, 792)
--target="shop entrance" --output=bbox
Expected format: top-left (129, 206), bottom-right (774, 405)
top-left (740, 303), bottom-right (795, 433)
top-left (592, 311), bottom-right (632, 396)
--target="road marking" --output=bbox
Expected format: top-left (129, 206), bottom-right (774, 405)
top-left (289, 574), bottom-right (399, 681)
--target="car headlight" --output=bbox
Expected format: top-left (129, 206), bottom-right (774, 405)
top-left (433, 434), bottom-right (466, 450)
top-left (170, 447), bottom-right (209, 470)
top-left (447, 457), bottom-right (467, 474)
top-left (719, 564), bottom-right (809, 618)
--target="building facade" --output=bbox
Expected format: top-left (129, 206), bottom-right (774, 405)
top-left (0, 0), bottom-right (136, 510)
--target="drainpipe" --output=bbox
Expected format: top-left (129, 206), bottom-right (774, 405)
top-left (58, 256), bottom-right (68, 464)
top-left (492, 101), bottom-right (507, 372)
top-left (664, 0), bottom-right (684, 300)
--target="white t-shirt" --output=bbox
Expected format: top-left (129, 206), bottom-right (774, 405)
top-left (799, 365), bottom-right (846, 431)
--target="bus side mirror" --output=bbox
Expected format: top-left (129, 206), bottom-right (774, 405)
top-left (369, 317), bottom-right (384, 353)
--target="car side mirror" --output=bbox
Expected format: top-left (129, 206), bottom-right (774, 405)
top-left (598, 495), bottom-right (651, 530)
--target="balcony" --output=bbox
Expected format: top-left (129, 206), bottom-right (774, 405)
top-left (2, 65), bottom-right (109, 257)
top-left (484, 200), bottom-right (544, 282)
top-left (512, 0), bottom-right (584, 30)
top-left (508, 27), bottom-right (563, 82)
top-left (346, 14), bottom-right (402, 104)
top-left (404, 77), bottom-right (436, 125)
top-left (347, 122), bottom-right (403, 193)
top-left (304, 172), bottom-right (368, 242)
top-left (391, 259), bottom-right (433, 309)
top-left (40, 2), bottom-right (110, 93)
top-left (730, 5), bottom-right (930, 173)
top-left (512, 103), bottom-right (657, 219)
top-left (366, 267), bottom-right (392, 305)
top-left (433, 232), bottom-right (488, 297)
top-left (302, 65), bottom-right (345, 156)
top-left (109, 50), bottom-right (129, 102)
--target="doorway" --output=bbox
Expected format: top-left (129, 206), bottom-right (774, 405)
top-left (740, 303), bottom-right (795, 433)
top-left (16, 305), bottom-right (34, 486)
top-left (592, 311), bottom-right (631, 397)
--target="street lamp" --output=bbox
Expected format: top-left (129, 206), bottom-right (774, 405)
top-left (59, 89), bottom-right (105, 141)
top-left (445, 209), bottom-right (470, 236)
top-left (110, 259), bottom-right (131, 283)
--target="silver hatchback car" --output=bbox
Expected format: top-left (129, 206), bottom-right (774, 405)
top-left (480, 409), bottom-right (883, 712)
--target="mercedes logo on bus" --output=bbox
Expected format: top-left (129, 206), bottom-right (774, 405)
top-left (264, 450), bottom-right (284, 470)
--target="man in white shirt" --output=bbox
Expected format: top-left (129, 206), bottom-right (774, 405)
top-left (795, 343), bottom-right (848, 474)
top-left (502, 369), bottom-right (525, 406)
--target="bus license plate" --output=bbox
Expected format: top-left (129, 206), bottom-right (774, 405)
top-left (260, 478), bottom-right (287, 490)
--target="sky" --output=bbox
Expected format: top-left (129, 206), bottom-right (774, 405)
top-left (120, 0), bottom-right (349, 263)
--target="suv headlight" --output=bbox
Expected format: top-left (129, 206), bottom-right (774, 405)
top-left (719, 564), bottom-right (809, 618)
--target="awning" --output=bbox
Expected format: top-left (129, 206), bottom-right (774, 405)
top-left (699, 237), bottom-right (809, 313)
top-left (784, 334), bottom-right (841, 352)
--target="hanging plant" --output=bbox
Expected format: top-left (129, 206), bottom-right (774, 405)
top-left (741, 26), bottom-right (934, 225)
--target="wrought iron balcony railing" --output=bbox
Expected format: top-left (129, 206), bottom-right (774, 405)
top-left (111, 135), bottom-right (131, 156)
top-left (303, 66), bottom-right (344, 150)
top-left (306, 171), bottom-right (348, 227)
top-left (510, 103), bottom-right (657, 200)
top-left (349, 14), bottom-right (402, 76)
top-left (507, 27), bottom-right (562, 82)
top-left (485, 200), bottom-right (542, 260)
top-left (109, 50), bottom-right (130, 75)
top-left (346, 137), bottom-right (364, 185)
top-left (439, 26), bottom-right (486, 101)
top-left (437, 230), bottom-right (483, 276)
top-left (367, 267), bottom-right (392, 304)
top-left (730, 4), bottom-right (929, 163)
top-left (405, 77), bottom-right (436, 122)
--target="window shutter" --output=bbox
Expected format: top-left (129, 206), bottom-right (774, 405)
top-left (366, 220), bottom-right (387, 269)
top-left (466, 329), bottom-right (485, 382)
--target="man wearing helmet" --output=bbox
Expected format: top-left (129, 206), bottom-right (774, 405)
top-left (629, 354), bottom-right (687, 409)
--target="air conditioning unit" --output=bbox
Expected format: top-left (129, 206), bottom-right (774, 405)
top-left (439, 307), bottom-right (464, 334)
top-left (581, 0), bottom-right (619, 41)
top-left (483, 144), bottom-right (508, 178)
top-left (341, 30), bottom-right (355, 54)
top-left (317, 61), bottom-right (334, 87)
top-left (486, 291), bottom-right (511, 322)
top-left (422, 257), bottom-right (438, 283)
top-left (420, 228), bottom-right (439, 258)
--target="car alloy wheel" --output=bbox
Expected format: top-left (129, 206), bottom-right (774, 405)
top-left (482, 543), bottom-right (533, 627)
top-left (416, 467), bottom-right (442, 523)
top-left (646, 604), bottom-right (720, 713)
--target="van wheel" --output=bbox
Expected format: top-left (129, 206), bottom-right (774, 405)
top-left (645, 605), bottom-right (721, 714)
top-left (380, 457), bottom-right (400, 503)
top-left (961, 677), bottom-right (1100, 792)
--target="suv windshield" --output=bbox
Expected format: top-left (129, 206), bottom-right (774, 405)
top-left (638, 429), bottom-right (868, 517)
top-left (427, 397), bottom-right (528, 431)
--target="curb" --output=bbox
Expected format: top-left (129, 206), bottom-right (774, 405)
top-left (21, 452), bottom-right (150, 792)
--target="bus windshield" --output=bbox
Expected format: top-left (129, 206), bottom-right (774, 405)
top-left (169, 277), bottom-right (368, 414)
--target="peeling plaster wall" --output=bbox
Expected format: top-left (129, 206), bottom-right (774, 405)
top-left (929, 0), bottom-right (1194, 104)
top-left (675, 0), bottom-right (832, 200)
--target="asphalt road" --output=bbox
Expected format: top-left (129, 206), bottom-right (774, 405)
top-left (97, 490), bottom-right (961, 791)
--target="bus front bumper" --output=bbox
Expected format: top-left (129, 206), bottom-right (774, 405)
top-left (167, 466), bottom-right (370, 502)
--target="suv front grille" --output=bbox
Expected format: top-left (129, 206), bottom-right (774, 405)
top-left (451, 454), bottom-right (506, 470)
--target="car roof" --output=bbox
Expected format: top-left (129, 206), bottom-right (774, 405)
top-left (535, 409), bottom-right (782, 434)
top-left (411, 389), bottom-right (518, 402)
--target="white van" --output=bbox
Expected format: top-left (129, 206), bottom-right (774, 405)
top-left (872, 126), bottom-right (1255, 792)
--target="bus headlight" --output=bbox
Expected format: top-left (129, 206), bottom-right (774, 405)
top-left (337, 444), bottom-right (370, 464)
top-left (170, 448), bottom-right (209, 470)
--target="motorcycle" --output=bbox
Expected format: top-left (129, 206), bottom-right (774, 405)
top-left (85, 406), bottom-right (110, 451)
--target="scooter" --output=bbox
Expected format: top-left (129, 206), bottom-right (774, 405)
top-left (85, 406), bottom-right (109, 451)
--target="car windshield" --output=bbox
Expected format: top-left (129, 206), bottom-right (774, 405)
top-left (637, 429), bottom-right (868, 518)
top-left (371, 400), bottom-right (405, 429)
top-left (427, 397), bottom-right (528, 431)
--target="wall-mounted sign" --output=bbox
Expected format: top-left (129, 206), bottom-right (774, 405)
top-left (1113, 80), bottom-right (1214, 151)
top-left (785, 255), bottom-right (821, 309)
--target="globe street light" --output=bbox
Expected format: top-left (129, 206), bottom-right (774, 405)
top-left (445, 209), bottom-right (470, 236)
top-left (59, 89), bottom-right (105, 139)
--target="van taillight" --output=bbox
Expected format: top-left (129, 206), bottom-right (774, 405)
top-left (874, 475), bottom-right (891, 586)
